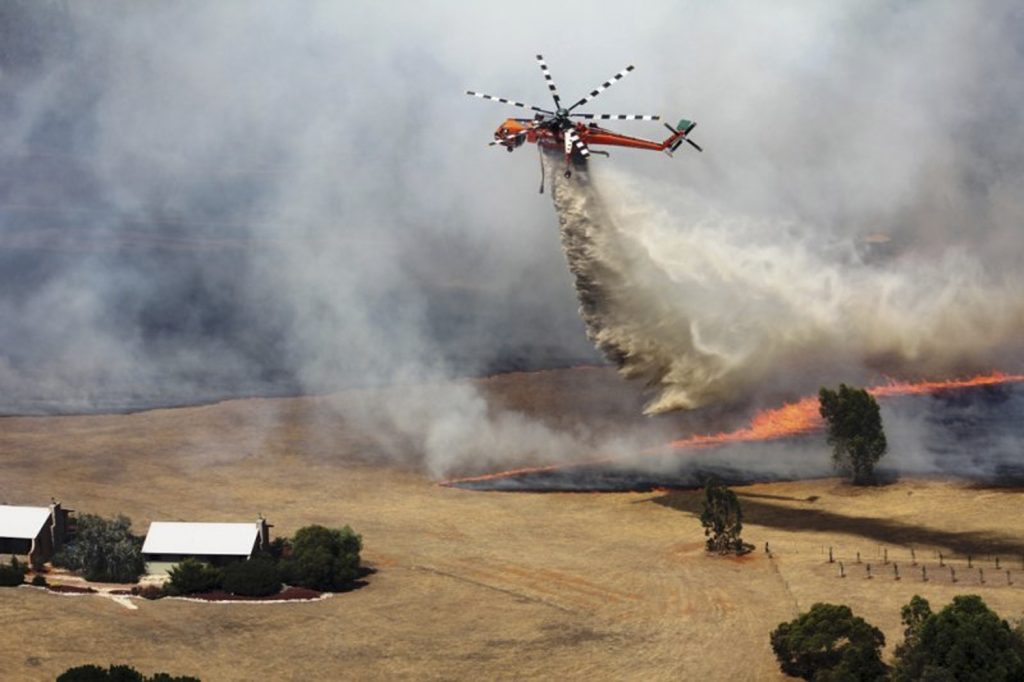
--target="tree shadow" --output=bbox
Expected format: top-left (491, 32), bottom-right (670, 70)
top-left (735, 491), bottom-right (820, 503)
top-left (649, 491), bottom-right (1024, 556)
top-left (330, 565), bottom-right (377, 594)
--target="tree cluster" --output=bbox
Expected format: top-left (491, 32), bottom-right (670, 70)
top-left (280, 524), bottom-right (363, 590)
top-left (165, 524), bottom-right (362, 597)
top-left (771, 594), bottom-right (1024, 680)
top-left (819, 384), bottom-right (887, 485)
top-left (52, 514), bottom-right (146, 583)
top-left (56, 664), bottom-right (199, 682)
top-left (891, 594), bottom-right (1024, 681)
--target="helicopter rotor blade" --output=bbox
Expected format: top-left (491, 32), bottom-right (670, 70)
top-left (466, 91), bottom-right (552, 115)
top-left (535, 54), bottom-right (562, 109)
top-left (569, 113), bottom-right (661, 121)
top-left (566, 127), bottom-right (591, 157)
top-left (567, 65), bottom-right (634, 111)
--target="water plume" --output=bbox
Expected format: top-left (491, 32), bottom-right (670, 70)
top-left (547, 154), bottom-right (1024, 413)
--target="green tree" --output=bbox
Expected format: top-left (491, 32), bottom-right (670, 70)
top-left (770, 602), bottom-right (887, 680)
top-left (281, 525), bottom-right (362, 591)
top-left (819, 384), bottom-right (887, 485)
top-left (221, 557), bottom-right (281, 597)
top-left (165, 558), bottom-right (222, 595)
top-left (892, 595), bottom-right (1024, 682)
top-left (699, 479), bottom-right (748, 554)
top-left (52, 514), bottom-right (146, 583)
top-left (893, 594), bottom-right (933, 669)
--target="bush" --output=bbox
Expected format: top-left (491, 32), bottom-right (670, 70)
top-left (221, 557), bottom-right (281, 597)
top-left (31, 573), bottom-right (47, 587)
top-left (53, 514), bottom-right (146, 583)
top-left (770, 602), bottom-right (887, 680)
top-left (56, 665), bottom-right (199, 682)
top-left (57, 664), bottom-right (109, 681)
top-left (281, 524), bottom-right (362, 591)
top-left (0, 556), bottom-right (27, 586)
top-left (131, 584), bottom-right (166, 600)
top-left (165, 558), bottom-right (221, 595)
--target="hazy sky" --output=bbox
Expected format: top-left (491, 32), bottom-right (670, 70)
top-left (1, 1), bottom-right (1023, 420)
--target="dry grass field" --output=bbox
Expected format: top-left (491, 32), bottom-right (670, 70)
top-left (2, 368), bottom-right (1024, 681)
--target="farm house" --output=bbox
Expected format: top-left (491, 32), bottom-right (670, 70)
top-left (0, 500), bottom-right (72, 565)
top-left (142, 517), bottom-right (272, 569)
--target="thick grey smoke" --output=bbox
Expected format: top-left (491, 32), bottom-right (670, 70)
top-left (2, 2), bottom-right (1024, 478)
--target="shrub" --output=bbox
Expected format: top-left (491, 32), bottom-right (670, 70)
top-left (53, 514), bottom-right (146, 583)
top-left (165, 558), bottom-right (221, 595)
top-left (131, 584), bottom-right (166, 600)
top-left (56, 664), bottom-right (109, 681)
top-left (31, 573), bottom-right (47, 587)
top-left (221, 557), bottom-right (281, 597)
top-left (56, 665), bottom-right (200, 682)
top-left (281, 524), bottom-right (362, 591)
top-left (266, 536), bottom-right (289, 560)
top-left (0, 556), bottom-right (27, 586)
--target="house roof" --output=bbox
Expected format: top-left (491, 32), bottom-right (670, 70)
top-left (0, 505), bottom-right (51, 540)
top-left (142, 522), bottom-right (260, 557)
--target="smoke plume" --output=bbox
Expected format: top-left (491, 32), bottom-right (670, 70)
top-left (3, 2), bottom-right (1024, 480)
top-left (550, 155), bottom-right (1024, 413)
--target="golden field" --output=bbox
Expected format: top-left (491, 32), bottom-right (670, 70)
top-left (2, 368), bottom-right (1023, 681)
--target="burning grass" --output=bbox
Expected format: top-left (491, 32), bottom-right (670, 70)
top-left (441, 372), bottom-right (1024, 490)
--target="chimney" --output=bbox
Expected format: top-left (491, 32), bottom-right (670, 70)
top-left (257, 514), bottom-right (271, 552)
top-left (50, 498), bottom-right (66, 550)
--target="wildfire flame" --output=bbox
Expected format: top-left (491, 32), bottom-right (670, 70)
top-left (439, 372), bottom-right (1024, 487)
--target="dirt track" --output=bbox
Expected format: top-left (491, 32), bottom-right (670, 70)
top-left (2, 369), bottom-right (1023, 680)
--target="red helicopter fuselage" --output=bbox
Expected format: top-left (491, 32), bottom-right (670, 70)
top-left (494, 117), bottom-right (689, 157)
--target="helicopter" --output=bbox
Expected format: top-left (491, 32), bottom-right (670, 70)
top-left (467, 55), bottom-right (701, 189)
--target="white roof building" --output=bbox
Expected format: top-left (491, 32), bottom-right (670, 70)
top-left (0, 505), bottom-right (52, 540)
top-left (142, 521), bottom-right (264, 558)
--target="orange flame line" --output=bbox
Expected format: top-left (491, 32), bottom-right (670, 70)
top-left (438, 372), bottom-right (1024, 487)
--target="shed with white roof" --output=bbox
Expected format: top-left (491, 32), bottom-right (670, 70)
top-left (142, 517), bottom-right (271, 567)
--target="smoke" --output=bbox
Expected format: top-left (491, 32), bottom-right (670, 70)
top-left (2, 2), bottom-right (1024, 478)
top-left (551, 159), bottom-right (1024, 413)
